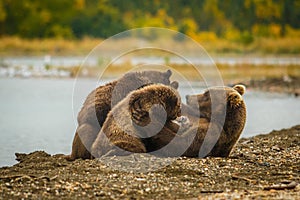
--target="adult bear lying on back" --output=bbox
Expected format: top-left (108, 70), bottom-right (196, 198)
top-left (91, 84), bottom-right (186, 157)
top-left (66, 70), bottom-right (178, 161)
top-left (147, 85), bottom-right (246, 158)
top-left (183, 85), bottom-right (246, 157)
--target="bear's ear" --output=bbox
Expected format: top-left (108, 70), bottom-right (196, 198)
top-left (170, 81), bottom-right (179, 89)
top-left (164, 69), bottom-right (172, 78)
top-left (233, 85), bottom-right (246, 95)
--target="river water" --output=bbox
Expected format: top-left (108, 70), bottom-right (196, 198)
top-left (2, 56), bottom-right (300, 68)
top-left (0, 78), bottom-right (299, 167)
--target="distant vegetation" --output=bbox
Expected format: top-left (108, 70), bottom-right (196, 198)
top-left (1, 0), bottom-right (300, 39)
top-left (0, 0), bottom-right (300, 54)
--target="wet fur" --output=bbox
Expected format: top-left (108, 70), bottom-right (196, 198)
top-left (66, 70), bottom-right (177, 161)
top-left (91, 84), bottom-right (182, 157)
top-left (150, 85), bottom-right (246, 158)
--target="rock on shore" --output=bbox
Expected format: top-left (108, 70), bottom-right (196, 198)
top-left (0, 125), bottom-right (299, 199)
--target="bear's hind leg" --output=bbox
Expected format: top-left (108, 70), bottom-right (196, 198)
top-left (113, 139), bottom-right (147, 155)
top-left (65, 123), bottom-right (99, 161)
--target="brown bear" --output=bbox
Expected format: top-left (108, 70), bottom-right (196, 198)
top-left (66, 70), bottom-right (178, 161)
top-left (90, 84), bottom-right (185, 158)
top-left (146, 85), bottom-right (246, 158)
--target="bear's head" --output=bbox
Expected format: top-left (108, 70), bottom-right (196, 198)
top-left (186, 85), bottom-right (246, 122)
top-left (139, 69), bottom-right (179, 89)
top-left (129, 84), bottom-right (181, 127)
top-left (111, 69), bottom-right (178, 107)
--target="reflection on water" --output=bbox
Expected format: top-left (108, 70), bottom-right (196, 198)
top-left (0, 78), bottom-right (299, 167)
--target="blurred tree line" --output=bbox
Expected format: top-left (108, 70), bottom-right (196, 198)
top-left (0, 0), bottom-right (299, 42)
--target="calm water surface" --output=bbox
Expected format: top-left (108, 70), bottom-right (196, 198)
top-left (2, 56), bottom-right (300, 67)
top-left (0, 78), bottom-right (299, 167)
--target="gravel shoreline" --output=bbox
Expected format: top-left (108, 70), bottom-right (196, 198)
top-left (0, 125), bottom-right (299, 199)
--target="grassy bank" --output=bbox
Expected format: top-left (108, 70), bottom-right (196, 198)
top-left (1, 36), bottom-right (300, 56)
top-left (74, 62), bottom-right (300, 80)
top-left (0, 37), bottom-right (102, 56)
top-left (71, 62), bottom-right (300, 95)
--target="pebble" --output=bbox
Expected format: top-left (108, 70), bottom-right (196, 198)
top-left (0, 125), bottom-right (299, 199)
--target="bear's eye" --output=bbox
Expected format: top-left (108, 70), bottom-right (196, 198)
top-left (203, 92), bottom-right (209, 100)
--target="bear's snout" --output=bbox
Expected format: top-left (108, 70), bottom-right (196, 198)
top-left (186, 94), bottom-right (199, 108)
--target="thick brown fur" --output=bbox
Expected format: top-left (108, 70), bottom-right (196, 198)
top-left (148, 85), bottom-right (246, 158)
top-left (90, 84), bottom-right (183, 158)
top-left (66, 70), bottom-right (178, 161)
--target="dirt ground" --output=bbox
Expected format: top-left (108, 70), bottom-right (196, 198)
top-left (0, 125), bottom-right (299, 199)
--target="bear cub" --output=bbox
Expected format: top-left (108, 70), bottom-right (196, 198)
top-left (91, 84), bottom-right (186, 158)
